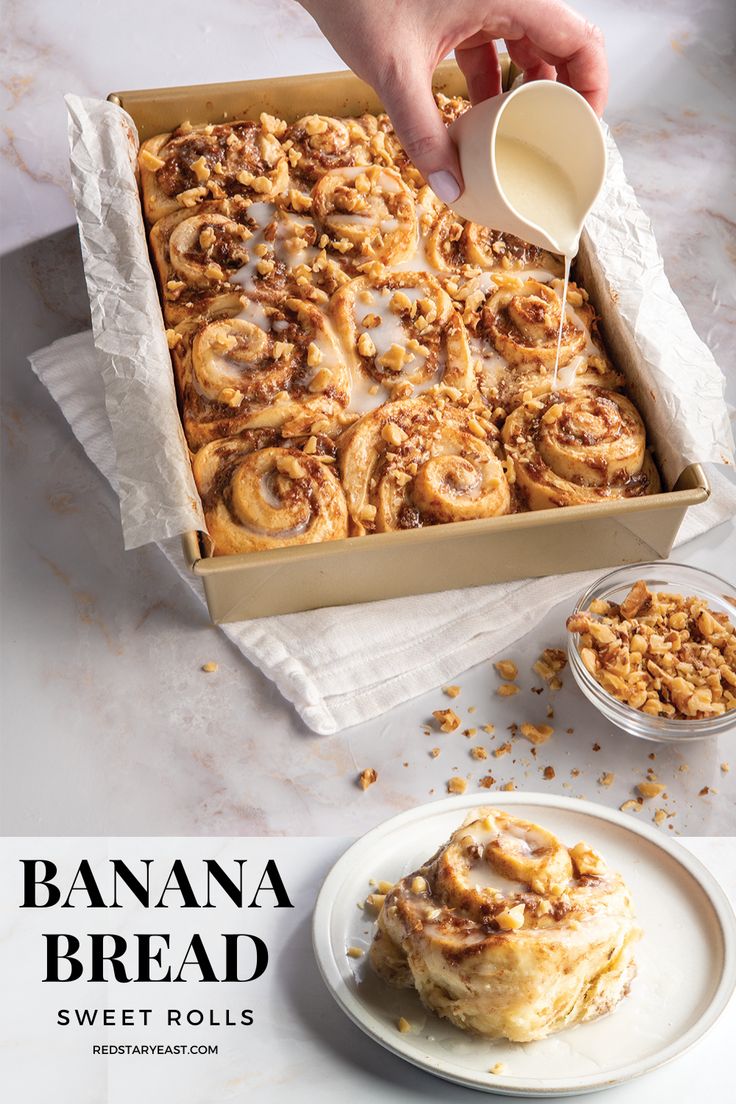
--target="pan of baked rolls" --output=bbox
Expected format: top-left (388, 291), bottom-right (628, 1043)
top-left (109, 61), bottom-right (709, 622)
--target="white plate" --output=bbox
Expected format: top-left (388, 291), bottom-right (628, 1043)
top-left (312, 793), bottom-right (736, 1097)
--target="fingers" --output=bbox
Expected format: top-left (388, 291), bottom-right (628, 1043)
top-left (499, 0), bottom-right (608, 115)
top-left (455, 40), bottom-right (503, 105)
top-left (505, 37), bottom-right (557, 84)
top-left (378, 65), bottom-right (464, 202)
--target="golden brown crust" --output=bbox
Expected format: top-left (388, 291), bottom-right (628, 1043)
top-left (502, 388), bottom-right (661, 510)
top-left (192, 436), bottom-right (348, 554)
top-left (338, 395), bottom-right (510, 535)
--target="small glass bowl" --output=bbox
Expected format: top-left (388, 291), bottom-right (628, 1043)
top-left (567, 562), bottom-right (736, 742)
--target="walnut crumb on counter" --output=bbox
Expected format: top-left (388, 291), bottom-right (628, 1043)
top-left (637, 781), bottom-right (665, 799)
top-left (358, 768), bottom-right (378, 790)
top-left (599, 772), bottom-right (615, 787)
top-left (479, 775), bottom-right (496, 789)
top-left (443, 685), bottom-right (461, 698)
top-left (470, 746), bottom-right (488, 760)
top-left (493, 742), bottom-right (512, 757)
top-left (494, 659), bottom-right (518, 681)
top-left (519, 722), bottom-right (554, 745)
top-left (482, 724), bottom-right (495, 734)
top-left (620, 798), bottom-right (643, 813)
top-left (433, 708), bottom-right (461, 732)
top-left (201, 662), bottom-right (218, 673)
top-left (496, 683), bottom-right (519, 697)
top-left (543, 766), bottom-right (555, 780)
top-left (721, 762), bottom-right (730, 773)
top-left (430, 747), bottom-right (441, 758)
top-left (447, 776), bottom-right (467, 794)
top-left (500, 781), bottom-right (516, 791)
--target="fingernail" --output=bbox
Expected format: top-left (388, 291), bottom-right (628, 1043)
top-left (428, 170), bottom-right (461, 204)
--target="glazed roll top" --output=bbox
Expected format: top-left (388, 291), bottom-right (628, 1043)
top-left (311, 166), bottom-right (417, 269)
top-left (173, 297), bottom-right (351, 447)
top-left (371, 808), bottom-right (640, 1042)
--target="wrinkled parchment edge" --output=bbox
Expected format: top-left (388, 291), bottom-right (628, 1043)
top-left (66, 93), bottom-right (205, 550)
top-left (66, 96), bottom-right (734, 550)
top-left (587, 127), bottom-right (734, 484)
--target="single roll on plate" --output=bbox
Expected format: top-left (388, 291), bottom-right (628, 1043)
top-left (370, 807), bottom-right (640, 1042)
top-left (502, 388), bottom-right (661, 509)
top-left (192, 436), bottom-right (348, 555)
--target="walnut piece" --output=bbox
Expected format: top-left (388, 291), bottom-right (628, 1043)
top-left (358, 767), bottom-right (378, 790)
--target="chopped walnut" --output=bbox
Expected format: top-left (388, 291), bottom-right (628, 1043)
top-left (346, 946), bottom-right (364, 958)
top-left (620, 799), bottom-right (643, 813)
top-left (470, 746), bottom-right (488, 760)
top-left (636, 781), bottom-right (665, 799)
top-left (496, 683), bottom-right (519, 697)
top-left (493, 742), bottom-right (512, 757)
top-left (599, 772), bottom-right (615, 787)
top-left (567, 581), bottom-right (736, 720)
top-left (447, 776), bottom-right (467, 794)
top-left (397, 1017), bottom-right (411, 1033)
top-left (433, 708), bottom-right (460, 732)
top-left (443, 685), bottom-right (461, 698)
top-left (358, 767), bottom-right (378, 790)
top-left (139, 148), bottom-right (166, 172)
top-left (533, 648), bottom-right (568, 683)
top-left (494, 659), bottom-right (518, 680)
top-left (542, 766), bottom-right (555, 780)
top-left (430, 747), bottom-right (441, 758)
top-left (201, 662), bottom-right (218, 673)
top-left (489, 1062), bottom-right (506, 1075)
top-left (519, 722), bottom-right (554, 745)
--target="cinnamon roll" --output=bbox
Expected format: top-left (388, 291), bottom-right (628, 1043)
top-left (139, 117), bottom-right (290, 225)
top-left (331, 273), bottom-right (475, 400)
top-left (311, 166), bottom-right (417, 269)
top-left (422, 207), bottom-right (563, 276)
top-left (192, 436), bottom-right (348, 554)
top-left (370, 808), bottom-right (640, 1042)
top-left (283, 114), bottom-right (374, 185)
top-left (481, 277), bottom-right (592, 368)
top-left (502, 389), bottom-right (661, 510)
top-left (170, 296), bottom-right (351, 448)
top-left (338, 396), bottom-right (510, 534)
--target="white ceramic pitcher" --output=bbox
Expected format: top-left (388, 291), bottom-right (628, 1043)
top-left (448, 80), bottom-right (606, 255)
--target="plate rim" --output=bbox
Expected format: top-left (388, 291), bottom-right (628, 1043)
top-left (312, 791), bottom-right (736, 1097)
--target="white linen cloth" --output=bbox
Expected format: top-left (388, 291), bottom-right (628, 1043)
top-left (31, 330), bottom-right (736, 734)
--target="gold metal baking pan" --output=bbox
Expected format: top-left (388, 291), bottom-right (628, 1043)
top-left (109, 62), bottom-right (710, 623)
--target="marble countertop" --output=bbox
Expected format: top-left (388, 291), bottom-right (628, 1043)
top-left (1, 0), bottom-right (735, 837)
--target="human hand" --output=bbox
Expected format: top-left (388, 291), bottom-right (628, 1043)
top-left (298, 0), bottom-right (607, 203)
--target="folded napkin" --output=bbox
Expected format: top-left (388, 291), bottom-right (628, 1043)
top-left (31, 330), bottom-right (736, 734)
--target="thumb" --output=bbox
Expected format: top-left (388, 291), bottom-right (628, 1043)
top-left (378, 68), bottom-right (464, 203)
